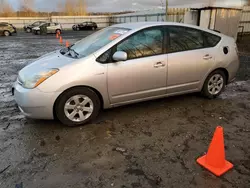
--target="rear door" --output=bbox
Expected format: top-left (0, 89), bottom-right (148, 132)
top-left (86, 22), bottom-right (91, 29)
top-left (166, 26), bottom-right (219, 94)
top-left (47, 23), bottom-right (56, 33)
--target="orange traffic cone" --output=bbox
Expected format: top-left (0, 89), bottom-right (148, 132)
top-left (56, 33), bottom-right (59, 39)
top-left (65, 41), bottom-right (70, 47)
top-left (59, 36), bottom-right (63, 44)
top-left (197, 126), bottom-right (233, 176)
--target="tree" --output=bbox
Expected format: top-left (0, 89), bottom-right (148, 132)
top-left (0, 0), bottom-right (15, 17)
top-left (58, 0), bottom-right (87, 16)
top-left (77, 0), bottom-right (87, 15)
top-left (19, 0), bottom-right (35, 16)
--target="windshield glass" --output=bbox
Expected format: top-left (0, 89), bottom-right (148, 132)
top-left (70, 27), bottom-right (130, 58)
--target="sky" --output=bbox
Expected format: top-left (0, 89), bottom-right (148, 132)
top-left (6, 0), bottom-right (248, 12)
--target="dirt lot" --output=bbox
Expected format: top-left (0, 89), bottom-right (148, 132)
top-left (0, 31), bottom-right (250, 188)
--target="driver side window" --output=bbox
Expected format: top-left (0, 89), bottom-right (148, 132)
top-left (116, 27), bottom-right (163, 60)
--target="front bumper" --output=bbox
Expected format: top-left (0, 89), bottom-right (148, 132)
top-left (13, 82), bottom-right (58, 119)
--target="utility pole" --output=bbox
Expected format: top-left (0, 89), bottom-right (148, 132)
top-left (166, 0), bottom-right (168, 21)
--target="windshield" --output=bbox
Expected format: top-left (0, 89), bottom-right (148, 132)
top-left (69, 27), bottom-right (130, 58)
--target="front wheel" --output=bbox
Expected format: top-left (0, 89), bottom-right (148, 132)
top-left (4, 30), bottom-right (10, 36)
top-left (202, 70), bottom-right (226, 99)
top-left (55, 87), bottom-right (101, 126)
top-left (26, 28), bottom-right (31, 33)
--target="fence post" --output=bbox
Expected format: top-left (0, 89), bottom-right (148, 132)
top-left (145, 15), bottom-right (147, 21)
top-left (166, 0), bottom-right (168, 21)
top-left (157, 14), bottom-right (159, 21)
top-left (137, 15), bottom-right (139, 22)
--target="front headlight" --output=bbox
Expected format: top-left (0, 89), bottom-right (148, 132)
top-left (22, 68), bottom-right (59, 89)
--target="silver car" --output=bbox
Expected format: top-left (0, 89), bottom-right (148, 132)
top-left (13, 22), bottom-right (239, 126)
top-left (32, 22), bottom-right (62, 35)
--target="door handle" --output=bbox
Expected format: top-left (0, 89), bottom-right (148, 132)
top-left (203, 54), bottom-right (212, 60)
top-left (154, 62), bottom-right (165, 68)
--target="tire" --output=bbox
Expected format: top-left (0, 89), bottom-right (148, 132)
top-left (56, 29), bottom-right (61, 35)
top-left (3, 30), bottom-right (10, 36)
top-left (26, 28), bottom-right (31, 33)
top-left (92, 27), bottom-right (95, 30)
top-left (37, 30), bottom-right (40, 35)
top-left (55, 87), bottom-right (101, 126)
top-left (76, 27), bottom-right (80, 31)
top-left (202, 70), bottom-right (226, 99)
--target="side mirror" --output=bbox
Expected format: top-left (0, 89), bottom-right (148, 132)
top-left (113, 51), bottom-right (127, 62)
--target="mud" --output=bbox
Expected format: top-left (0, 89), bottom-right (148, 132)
top-left (0, 31), bottom-right (250, 188)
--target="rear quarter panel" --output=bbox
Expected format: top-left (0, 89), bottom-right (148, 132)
top-left (213, 36), bottom-right (239, 82)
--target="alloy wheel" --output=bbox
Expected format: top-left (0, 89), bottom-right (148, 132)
top-left (208, 74), bottom-right (224, 95)
top-left (64, 95), bottom-right (94, 122)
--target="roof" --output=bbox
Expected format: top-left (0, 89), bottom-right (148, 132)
top-left (116, 10), bottom-right (165, 17)
top-left (111, 22), bottom-right (225, 37)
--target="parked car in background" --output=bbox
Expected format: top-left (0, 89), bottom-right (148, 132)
top-left (72, 21), bottom-right (98, 31)
top-left (13, 22), bottom-right (239, 126)
top-left (0, 22), bottom-right (16, 36)
top-left (32, 22), bottom-right (62, 35)
top-left (24, 21), bottom-right (46, 33)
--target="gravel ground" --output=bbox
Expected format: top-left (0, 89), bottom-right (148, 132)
top-left (0, 31), bottom-right (250, 188)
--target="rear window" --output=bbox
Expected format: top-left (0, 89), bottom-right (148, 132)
top-left (203, 32), bottom-right (221, 47)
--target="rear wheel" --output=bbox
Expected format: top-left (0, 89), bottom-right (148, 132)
top-left (55, 87), bottom-right (101, 126)
top-left (4, 30), bottom-right (10, 36)
top-left (202, 70), bottom-right (226, 99)
top-left (92, 26), bottom-right (95, 30)
top-left (56, 29), bottom-right (61, 35)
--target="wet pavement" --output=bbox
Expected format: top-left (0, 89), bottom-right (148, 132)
top-left (0, 31), bottom-right (250, 188)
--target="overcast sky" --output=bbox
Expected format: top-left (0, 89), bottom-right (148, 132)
top-left (7, 0), bottom-right (247, 12)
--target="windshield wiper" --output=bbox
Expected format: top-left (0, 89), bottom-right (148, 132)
top-left (69, 49), bottom-right (79, 58)
top-left (65, 45), bottom-right (79, 58)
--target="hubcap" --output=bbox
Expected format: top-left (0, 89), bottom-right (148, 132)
top-left (4, 31), bottom-right (9, 36)
top-left (208, 74), bottom-right (224, 95)
top-left (64, 95), bottom-right (94, 122)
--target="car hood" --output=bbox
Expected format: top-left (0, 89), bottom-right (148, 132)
top-left (19, 50), bottom-right (73, 76)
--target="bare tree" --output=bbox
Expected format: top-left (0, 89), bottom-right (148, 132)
top-left (60, 0), bottom-right (87, 16)
top-left (20, 0), bottom-right (35, 16)
top-left (0, 0), bottom-right (15, 17)
top-left (78, 0), bottom-right (87, 15)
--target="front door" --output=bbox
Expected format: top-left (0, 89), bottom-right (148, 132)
top-left (107, 27), bottom-right (167, 104)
